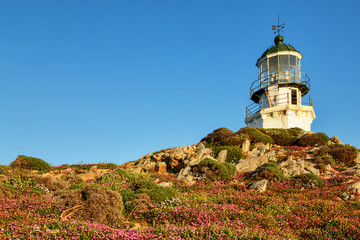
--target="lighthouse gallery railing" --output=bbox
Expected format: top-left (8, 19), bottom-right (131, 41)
top-left (250, 71), bottom-right (310, 97)
top-left (245, 93), bottom-right (313, 118)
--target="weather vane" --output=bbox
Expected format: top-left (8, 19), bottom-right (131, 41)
top-left (272, 14), bottom-right (285, 35)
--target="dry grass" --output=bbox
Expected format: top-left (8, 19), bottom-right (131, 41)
top-left (55, 186), bottom-right (124, 224)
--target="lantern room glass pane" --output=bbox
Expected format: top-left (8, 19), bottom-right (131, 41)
top-left (279, 55), bottom-right (289, 66)
top-left (290, 55), bottom-right (297, 66)
top-left (261, 60), bottom-right (267, 71)
top-left (269, 56), bottom-right (277, 69)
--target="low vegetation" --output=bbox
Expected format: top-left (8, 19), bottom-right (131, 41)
top-left (193, 158), bottom-right (237, 181)
top-left (10, 155), bottom-right (51, 172)
top-left (1, 128), bottom-right (360, 239)
top-left (212, 145), bottom-right (244, 163)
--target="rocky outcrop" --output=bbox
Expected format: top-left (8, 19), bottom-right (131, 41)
top-left (278, 156), bottom-right (319, 177)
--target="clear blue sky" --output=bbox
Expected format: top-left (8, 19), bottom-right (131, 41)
top-left (1, 0), bottom-right (359, 166)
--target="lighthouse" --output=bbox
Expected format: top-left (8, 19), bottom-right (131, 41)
top-left (245, 24), bottom-right (315, 131)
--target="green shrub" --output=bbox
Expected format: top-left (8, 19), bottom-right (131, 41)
top-left (212, 146), bottom-right (244, 163)
top-left (196, 158), bottom-right (236, 181)
top-left (219, 135), bottom-right (246, 147)
top-left (297, 173), bottom-right (324, 187)
top-left (9, 155), bottom-right (51, 172)
top-left (253, 162), bottom-right (285, 181)
top-left (315, 132), bottom-right (330, 144)
top-left (201, 127), bottom-right (235, 145)
top-left (298, 132), bottom-right (330, 147)
top-left (315, 145), bottom-right (358, 167)
top-left (260, 128), bottom-right (301, 146)
top-left (236, 127), bottom-right (274, 144)
top-left (133, 180), bottom-right (179, 203)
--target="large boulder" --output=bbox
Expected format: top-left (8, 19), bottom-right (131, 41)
top-left (236, 155), bottom-right (269, 173)
top-left (155, 162), bottom-right (167, 174)
top-left (216, 150), bottom-right (227, 162)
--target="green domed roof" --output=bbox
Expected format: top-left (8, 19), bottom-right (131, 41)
top-left (259, 35), bottom-right (300, 59)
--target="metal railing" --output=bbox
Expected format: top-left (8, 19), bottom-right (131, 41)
top-left (246, 94), bottom-right (313, 118)
top-left (250, 71), bottom-right (310, 97)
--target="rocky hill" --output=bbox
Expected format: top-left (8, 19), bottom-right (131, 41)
top-left (1, 127), bottom-right (360, 239)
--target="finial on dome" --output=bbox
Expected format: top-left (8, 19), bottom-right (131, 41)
top-left (274, 35), bottom-right (284, 45)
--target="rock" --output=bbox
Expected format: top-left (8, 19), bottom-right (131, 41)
top-left (152, 153), bottom-right (165, 163)
top-left (0, 174), bottom-right (8, 182)
top-left (216, 150), bottom-right (227, 162)
top-left (177, 174), bottom-right (195, 186)
top-left (278, 157), bottom-right (319, 177)
top-left (250, 143), bottom-right (268, 158)
top-left (177, 166), bottom-right (192, 179)
top-left (158, 182), bottom-right (173, 187)
top-left (236, 155), bottom-right (268, 173)
top-left (341, 192), bottom-right (354, 201)
top-left (249, 179), bottom-right (268, 193)
top-left (331, 136), bottom-right (344, 145)
top-left (78, 172), bottom-right (99, 183)
top-left (197, 142), bottom-right (205, 150)
top-left (89, 166), bottom-right (98, 173)
top-left (155, 162), bottom-right (167, 174)
top-left (241, 138), bottom-right (250, 153)
top-left (168, 151), bottom-right (185, 172)
top-left (142, 161), bottom-right (156, 172)
top-left (348, 181), bottom-right (360, 193)
top-left (305, 165), bottom-right (320, 176)
top-left (266, 150), bottom-right (276, 162)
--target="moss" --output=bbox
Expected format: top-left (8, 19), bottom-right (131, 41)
top-left (10, 155), bottom-right (51, 173)
top-left (212, 146), bottom-right (244, 163)
top-left (237, 127), bottom-right (274, 144)
top-left (196, 158), bottom-right (237, 181)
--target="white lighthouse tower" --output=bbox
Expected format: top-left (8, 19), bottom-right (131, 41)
top-left (245, 23), bottom-right (315, 131)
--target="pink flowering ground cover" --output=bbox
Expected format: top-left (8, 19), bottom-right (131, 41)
top-left (1, 165), bottom-right (360, 239)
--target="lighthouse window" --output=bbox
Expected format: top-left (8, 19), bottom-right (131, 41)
top-left (279, 55), bottom-right (289, 66)
top-left (269, 56), bottom-right (277, 69)
top-left (291, 89), bottom-right (297, 105)
top-left (290, 55), bottom-right (297, 66)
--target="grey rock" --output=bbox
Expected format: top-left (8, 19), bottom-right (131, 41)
top-left (305, 165), bottom-right (320, 176)
top-left (341, 192), bottom-right (353, 201)
top-left (236, 155), bottom-right (268, 173)
top-left (158, 182), bottom-right (173, 187)
top-left (348, 181), bottom-right (360, 193)
top-left (197, 142), bottom-right (205, 150)
top-left (250, 143), bottom-right (268, 158)
top-left (249, 179), bottom-right (268, 193)
top-left (177, 166), bottom-right (192, 179)
top-left (242, 138), bottom-right (250, 153)
top-left (216, 150), bottom-right (227, 162)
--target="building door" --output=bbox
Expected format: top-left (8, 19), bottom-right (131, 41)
top-left (291, 89), bottom-right (297, 105)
